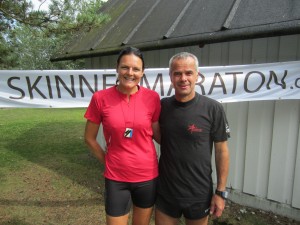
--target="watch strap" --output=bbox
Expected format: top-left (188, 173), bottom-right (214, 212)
top-left (215, 189), bottom-right (228, 199)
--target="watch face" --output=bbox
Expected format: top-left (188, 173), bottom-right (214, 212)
top-left (222, 191), bottom-right (228, 199)
top-left (216, 190), bottom-right (228, 199)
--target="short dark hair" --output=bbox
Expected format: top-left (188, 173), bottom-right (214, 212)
top-left (117, 46), bottom-right (145, 70)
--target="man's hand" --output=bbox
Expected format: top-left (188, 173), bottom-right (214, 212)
top-left (209, 194), bottom-right (226, 218)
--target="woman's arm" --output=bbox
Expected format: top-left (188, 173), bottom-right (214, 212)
top-left (84, 120), bottom-right (106, 165)
top-left (151, 121), bottom-right (161, 144)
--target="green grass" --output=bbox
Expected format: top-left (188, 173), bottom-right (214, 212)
top-left (0, 108), bottom-right (106, 225)
top-left (0, 108), bottom-right (299, 225)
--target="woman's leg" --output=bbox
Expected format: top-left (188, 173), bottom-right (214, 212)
top-left (105, 179), bottom-right (131, 225)
top-left (131, 178), bottom-right (157, 225)
top-left (132, 205), bottom-right (153, 225)
top-left (106, 214), bottom-right (130, 225)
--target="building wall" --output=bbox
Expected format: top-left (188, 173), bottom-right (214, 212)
top-left (85, 34), bottom-right (300, 220)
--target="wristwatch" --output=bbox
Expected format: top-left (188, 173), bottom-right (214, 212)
top-left (215, 189), bottom-right (228, 199)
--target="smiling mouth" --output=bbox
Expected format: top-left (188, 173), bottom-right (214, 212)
top-left (124, 76), bottom-right (135, 81)
top-left (179, 84), bottom-right (189, 89)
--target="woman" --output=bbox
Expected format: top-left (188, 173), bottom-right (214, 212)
top-left (84, 47), bottom-right (161, 225)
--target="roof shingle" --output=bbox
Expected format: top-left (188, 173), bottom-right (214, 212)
top-left (51, 0), bottom-right (300, 61)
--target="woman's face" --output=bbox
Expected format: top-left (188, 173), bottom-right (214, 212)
top-left (116, 54), bottom-right (144, 92)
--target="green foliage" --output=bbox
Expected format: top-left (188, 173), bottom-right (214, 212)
top-left (5, 25), bottom-right (85, 69)
top-left (0, 0), bottom-right (109, 69)
top-left (0, 36), bottom-right (15, 68)
top-left (0, 0), bottom-right (33, 31)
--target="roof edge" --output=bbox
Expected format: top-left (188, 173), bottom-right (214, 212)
top-left (51, 20), bottom-right (300, 62)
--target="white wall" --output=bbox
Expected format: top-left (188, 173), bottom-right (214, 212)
top-left (87, 34), bottom-right (300, 220)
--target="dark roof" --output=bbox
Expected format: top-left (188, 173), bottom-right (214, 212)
top-left (51, 0), bottom-right (300, 61)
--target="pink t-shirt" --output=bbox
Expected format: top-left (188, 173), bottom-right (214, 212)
top-left (84, 86), bottom-right (161, 182)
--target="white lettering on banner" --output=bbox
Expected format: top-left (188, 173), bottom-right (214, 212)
top-left (0, 61), bottom-right (299, 108)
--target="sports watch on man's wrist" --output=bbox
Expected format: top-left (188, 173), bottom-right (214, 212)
top-left (215, 189), bottom-right (228, 199)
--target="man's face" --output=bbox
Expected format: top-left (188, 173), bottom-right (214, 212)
top-left (170, 57), bottom-right (199, 102)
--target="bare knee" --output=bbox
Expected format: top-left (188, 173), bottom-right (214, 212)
top-left (132, 205), bottom-right (153, 225)
top-left (106, 213), bottom-right (129, 225)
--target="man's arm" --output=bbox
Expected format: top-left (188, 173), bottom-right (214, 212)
top-left (210, 141), bottom-right (230, 217)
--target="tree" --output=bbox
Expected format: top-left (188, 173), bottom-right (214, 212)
top-left (0, 0), bottom-right (109, 69)
top-left (5, 25), bottom-right (83, 69)
top-left (0, 0), bottom-right (32, 32)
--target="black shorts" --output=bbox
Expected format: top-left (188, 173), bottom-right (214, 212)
top-left (155, 193), bottom-right (211, 220)
top-left (105, 178), bottom-right (157, 217)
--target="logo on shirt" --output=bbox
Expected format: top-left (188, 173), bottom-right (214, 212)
top-left (188, 124), bottom-right (202, 133)
top-left (226, 124), bottom-right (231, 137)
top-left (205, 207), bottom-right (210, 214)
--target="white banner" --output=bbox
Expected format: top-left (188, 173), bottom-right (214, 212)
top-left (0, 61), bottom-right (299, 108)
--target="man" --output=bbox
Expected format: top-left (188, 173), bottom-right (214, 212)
top-left (155, 52), bottom-right (230, 225)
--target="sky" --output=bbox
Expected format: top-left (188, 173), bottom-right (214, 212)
top-left (31, 0), bottom-right (108, 11)
top-left (31, 0), bottom-right (50, 11)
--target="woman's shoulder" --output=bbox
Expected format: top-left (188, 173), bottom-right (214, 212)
top-left (139, 86), bottom-right (159, 98)
top-left (93, 86), bottom-right (116, 97)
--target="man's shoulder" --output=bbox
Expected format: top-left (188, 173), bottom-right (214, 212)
top-left (161, 96), bottom-right (174, 104)
top-left (197, 93), bottom-right (222, 106)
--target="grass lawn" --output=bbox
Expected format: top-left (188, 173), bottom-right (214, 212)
top-left (0, 108), bottom-right (105, 225)
top-left (0, 108), bottom-right (299, 225)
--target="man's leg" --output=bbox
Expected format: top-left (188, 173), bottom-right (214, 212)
top-left (185, 216), bottom-right (209, 225)
top-left (155, 208), bottom-right (179, 225)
